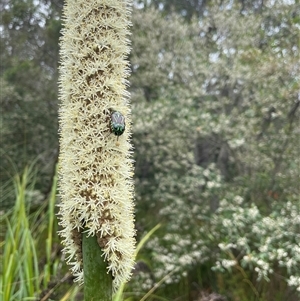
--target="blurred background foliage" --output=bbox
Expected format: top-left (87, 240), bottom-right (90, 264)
top-left (0, 0), bottom-right (299, 300)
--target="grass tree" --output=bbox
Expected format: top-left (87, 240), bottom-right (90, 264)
top-left (58, 0), bottom-right (135, 300)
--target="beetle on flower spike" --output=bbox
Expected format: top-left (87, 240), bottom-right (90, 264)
top-left (110, 110), bottom-right (125, 140)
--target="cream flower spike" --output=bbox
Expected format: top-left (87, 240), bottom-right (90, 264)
top-left (57, 0), bottom-right (135, 291)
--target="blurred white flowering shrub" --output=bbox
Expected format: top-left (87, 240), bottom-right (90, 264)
top-left (129, 1), bottom-right (299, 300)
top-left (211, 197), bottom-right (300, 291)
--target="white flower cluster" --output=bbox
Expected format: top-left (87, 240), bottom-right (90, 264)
top-left (288, 276), bottom-right (300, 292)
top-left (212, 195), bottom-right (300, 292)
top-left (58, 0), bottom-right (135, 291)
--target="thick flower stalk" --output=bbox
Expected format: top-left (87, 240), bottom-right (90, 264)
top-left (58, 0), bottom-right (135, 291)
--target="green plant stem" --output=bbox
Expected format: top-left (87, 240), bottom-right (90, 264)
top-left (82, 231), bottom-right (112, 301)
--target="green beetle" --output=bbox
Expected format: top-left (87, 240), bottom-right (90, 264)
top-left (110, 111), bottom-right (125, 138)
